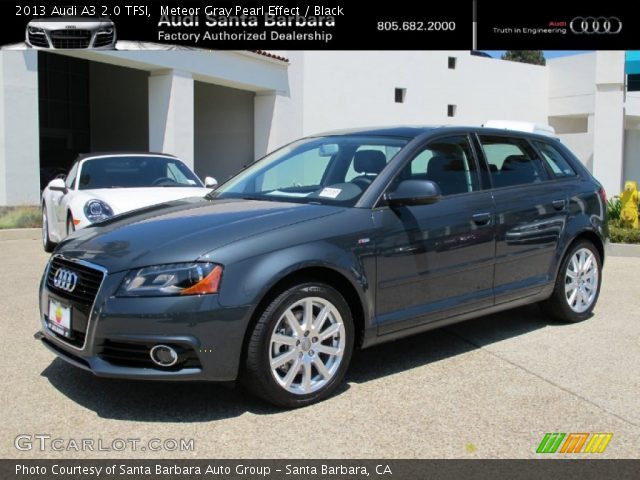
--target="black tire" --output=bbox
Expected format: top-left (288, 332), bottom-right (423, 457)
top-left (540, 240), bottom-right (602, 323)
top-left (42, 205), bottom-right (56, 253)
top-left (242, 282), bottom-right (354, 408)
top-left (66, 214), bottom-right (75, 236)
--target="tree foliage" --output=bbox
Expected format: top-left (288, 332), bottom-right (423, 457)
top-left (501, 50), bottom-right (546, 66)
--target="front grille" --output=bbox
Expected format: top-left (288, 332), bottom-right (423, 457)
top-left (45, 256), bottom-right (104, 348)
top-left (93, 32), bottom-right (114, 47)
top-left (99, 340), bottom-right (202, 371)
top-left (28, 32), bottom-right (49, 47)
top-left (46, 256), bottom-right (104, 307)
top-left (50, 29), bottom-right (91, 49)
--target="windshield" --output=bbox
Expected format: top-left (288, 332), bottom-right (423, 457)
top-left (211, 135), bottom-right (408, 206)
top-left (78, 156), bottom-right (203, 190)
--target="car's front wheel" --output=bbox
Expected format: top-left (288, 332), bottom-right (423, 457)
top-left (243, 282), bottom-right (354, 408)
top-left (540, 240), bottom-right (602, 323)
top-left (42, 205), bottom-right (56, 253)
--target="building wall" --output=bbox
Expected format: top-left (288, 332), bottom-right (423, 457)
top-left (89, 62), bottom-right (148, 151)
top-left (624, 130), bottom-right (640, 186)
top-left (0, 51), bottom-right (40, 205)
top-left (194, 82), bottom-right (254, 183)
top-left (300, 51), bottom-right (548, 136)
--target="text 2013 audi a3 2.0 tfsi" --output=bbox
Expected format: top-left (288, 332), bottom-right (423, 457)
top-left (36, 126), bottom-right (607, 407)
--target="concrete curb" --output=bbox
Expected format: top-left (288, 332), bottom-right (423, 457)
top-left (607, 242), bottom-right (640, 258)
top-left (0, 228), bottom-right (40, 241)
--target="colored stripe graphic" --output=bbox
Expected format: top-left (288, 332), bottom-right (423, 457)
top-left (560, 433), bottom-right (589, 453)
top-left (537, 433), bottom-right (613, 454)
top-left (583, 433), bottom-right (613, 453)
top-left (536, 433), bottom-right (565, 453)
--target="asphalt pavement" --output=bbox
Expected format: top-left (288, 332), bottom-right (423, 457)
top-left (2, 234), bottom-right (639, 458)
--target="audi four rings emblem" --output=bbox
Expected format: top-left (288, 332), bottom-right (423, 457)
top-left (53, 268), bottom-right (78, 293)
top-left (570, 17), bottom-right (622, 34)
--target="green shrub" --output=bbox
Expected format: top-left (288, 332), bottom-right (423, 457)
top-left (607, 197), bottom-right (622, 220)
top-left (0, 206), bottom-right (42, 229)
top-left (609, 224), bottom-right (640, 244)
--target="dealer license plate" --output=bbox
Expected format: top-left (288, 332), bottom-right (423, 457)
top-left (47, 299), bottom-right (72, 338)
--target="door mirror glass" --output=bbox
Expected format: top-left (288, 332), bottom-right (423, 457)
top-left (385, 179), bottom-right (441, 207)
top-left (204, 176), bottom-right (218, 188)
top-left (49, 178), bottom-right (67, 192)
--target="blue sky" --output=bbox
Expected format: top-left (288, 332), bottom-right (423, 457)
top-left (486, 51), bottom-right (591, 59)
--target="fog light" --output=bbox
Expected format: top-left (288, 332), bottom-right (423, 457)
top-left (149, 345), bottom-right (178, 367)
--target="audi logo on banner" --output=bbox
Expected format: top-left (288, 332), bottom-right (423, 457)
top-left (570, 17), bottom-right (623, 34)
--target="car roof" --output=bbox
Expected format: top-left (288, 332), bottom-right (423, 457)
top-left (75, 152), bottom-right (178, 162)
top-left (313, 125), bottom-right (559, 142)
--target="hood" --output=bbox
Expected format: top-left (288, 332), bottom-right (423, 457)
top-left (29, 18), bottom-right (112, 30)
top-left (80, 187), bottom-right (211, 214)
top-left (57, 198), bottom-right (344, 272)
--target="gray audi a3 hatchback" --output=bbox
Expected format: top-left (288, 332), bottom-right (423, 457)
top-left (36, 126), bottom-right (607, 407)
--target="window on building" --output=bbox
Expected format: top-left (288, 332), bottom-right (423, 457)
top-left (628, 74), bottom-right (640, 92)
top-left (393, 135), bottom-right (479, 196)
top-left (479, 136), bottom-right (548, 188)
top-left (448, 57), bottom-right (457, 69)
top-left (447, 104), bottom-right (457, 117)
top-left (394, 88), bottom-right (406, 103)
top-left (532, 141), bottom-right (577, 178)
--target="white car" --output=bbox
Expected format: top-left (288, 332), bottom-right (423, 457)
top-left (41, 152), bottom-right (217, 252)
top-left (26, 16), bottom-right (117, 50)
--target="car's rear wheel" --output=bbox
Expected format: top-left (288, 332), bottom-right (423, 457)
top-left (42, 205), bottom-right (56, 253)
top-left (243, 282), bottom-right (354, 408)
top-left (540, 240), bottom-right (602, 323)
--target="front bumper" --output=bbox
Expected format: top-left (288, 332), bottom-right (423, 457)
top-left (37, 268), bottom-right (253, 382)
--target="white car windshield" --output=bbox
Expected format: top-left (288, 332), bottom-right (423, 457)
top-left (211, 135), bottom-right (408, 206)
top-left (78, 156), bottom-right (203, 190)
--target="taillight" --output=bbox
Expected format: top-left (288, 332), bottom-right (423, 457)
top-left (598, 186), bottom-right (607, 205)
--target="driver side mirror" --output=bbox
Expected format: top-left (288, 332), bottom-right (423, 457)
top-left (384, 179), bottom-right (441, 207)
top-left (49, 178), bottom-right (67, 193)
top-left (204, 176), bottom-right (218, 188)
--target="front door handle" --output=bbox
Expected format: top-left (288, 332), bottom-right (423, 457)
top-left (552, 199), bottom-right (566, 210)
top-left (472, 212), bottom-right (492, 225)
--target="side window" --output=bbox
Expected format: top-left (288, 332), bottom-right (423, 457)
top-left (479, 136), bottom-right (548, 188)
top-left (400, 135), bottom-right (479, 196)
top-left (533, 141), bottom-right (577, 178)
top-left (65, 163), bottom-right (78, 190)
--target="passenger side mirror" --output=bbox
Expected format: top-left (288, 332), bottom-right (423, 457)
top-left (204, 176), bottom-right (218, 188)
top-left (49, 178), bottom-right (67, 193)
top-left (384, 179), bottom-right (441, 207)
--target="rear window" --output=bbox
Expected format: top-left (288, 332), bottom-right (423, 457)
top-left (479, 136), bottom-right (548, 188)
top-left (533, 141), bottom-right (577, 178)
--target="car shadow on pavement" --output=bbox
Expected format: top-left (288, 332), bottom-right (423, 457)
top-left (347, 304), bottom-right (556, 384)
top-left (41, 304), bottom-right (558, 421)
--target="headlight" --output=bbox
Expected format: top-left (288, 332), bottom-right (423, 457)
top-left (98, 26), bottom-right (113, 34)
top-left (28, 26), bottom-right (45, 34)
top-left (83, 199), bottom-right (113, 223)
top-left (117, 263), bottom-right (223, 297)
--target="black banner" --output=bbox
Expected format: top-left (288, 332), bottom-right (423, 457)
top-left (3, 460), bottom-right (640, 480)
top-left (2, 0), bottom-right (640, 50)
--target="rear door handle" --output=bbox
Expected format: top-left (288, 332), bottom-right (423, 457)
top-left (472, 212), bottom-right (492, 225)
top-left (552, 199), bottom-right (566, 210)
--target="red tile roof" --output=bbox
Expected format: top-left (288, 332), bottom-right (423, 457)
top-left (249, 50), bottom-right (289, 63)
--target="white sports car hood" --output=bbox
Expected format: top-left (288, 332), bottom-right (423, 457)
top-left (80, 187), bottom-right (211, 214)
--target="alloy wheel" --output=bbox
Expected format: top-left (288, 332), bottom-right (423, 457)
top-left (565, 247), bottom-right (599, 313)
top-left (269, 296), bottom-right (346, 395)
